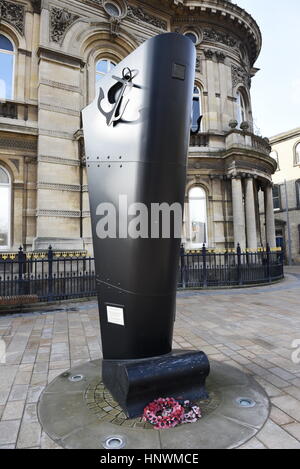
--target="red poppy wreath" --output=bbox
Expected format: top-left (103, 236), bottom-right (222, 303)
top-left (143, 398), bottom-right (202, 430)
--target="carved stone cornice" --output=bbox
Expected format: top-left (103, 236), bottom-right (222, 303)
top-left (126, 5), bottom-right (167, 31)
top-left (0, 0), bottom-right (25, 34)
top-left (50, 7), bottom-right (79, 44)
top-left (38, 182), bottom-right (81, 192)
top-left (37, 47), bottom-right (85, 69)
top-left (203, 28), bottom-right (237, 49)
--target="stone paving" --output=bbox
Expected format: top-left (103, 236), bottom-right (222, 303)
top-left (0, 267), bottom-right (300, 449)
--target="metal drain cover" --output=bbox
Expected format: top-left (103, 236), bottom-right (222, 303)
top-left (103, 436), bottom-right (126, 450)
top-left (69, 374), bottom-right (84, 383)
top-left (236, 397), bottom-right (256, 408)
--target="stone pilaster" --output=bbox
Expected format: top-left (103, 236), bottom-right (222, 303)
top-left (245, 176), bottom-right (257, 249)
top-left (265, 183), bottom-right (276, 248)
top-left (231, 176), bottom-right (246, 249)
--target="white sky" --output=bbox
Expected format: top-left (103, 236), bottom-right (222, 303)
top-left (236, 0), bottom-right (300, 138)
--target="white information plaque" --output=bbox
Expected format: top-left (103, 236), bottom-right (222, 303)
top-left (107, 306), bottom-right (125, 326)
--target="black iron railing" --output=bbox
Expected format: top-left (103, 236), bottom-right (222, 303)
top-left (0, 247), bottom-right (96, 302)
top-left (0, 244), bottom-right (284, 304)
top-left (178, 244), bottom-right (284, 289)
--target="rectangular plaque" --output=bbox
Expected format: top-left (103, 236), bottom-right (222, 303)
top-left (172, 63), bottom-right (186, 81)
top-left (107, 305), bottom-right (125, 326)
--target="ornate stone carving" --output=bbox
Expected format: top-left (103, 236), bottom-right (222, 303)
top-left (215, 51), bottom-right (226, 63)
top-left (37, 209), bottom-right (81, 218)
top-left (203, 28), bottom-right (237, 48)
top-left (38, 182), bottom-right (81, 192)
top-left (30, 0), bottom-right (41, 14)
top-left (50, 7), bottom-right (79, 44)
top-left (195, 56), bottom-right (201, 72)
top-left (232, 65), bottom-right (251, 89)
top-left (0, 137), bottom-right (37, 151)
top-left (126, 5), bottom-right (167, 31)
top-left (203, 49), bottom-right (214, 60)
top-left (0, 0), bottom-right (25, 34)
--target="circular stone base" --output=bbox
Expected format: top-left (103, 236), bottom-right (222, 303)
top-left (38, 360), bottom-right (270, 450)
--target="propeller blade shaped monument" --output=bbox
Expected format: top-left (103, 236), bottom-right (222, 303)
top-left (82, 33), bottom-right (210, 418)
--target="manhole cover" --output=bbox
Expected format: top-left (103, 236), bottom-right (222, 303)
top-left (85, 381), bottom-right (221, 430)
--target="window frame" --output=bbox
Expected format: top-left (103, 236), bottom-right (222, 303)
top-left (270, 150), bottom-right (280, 171)
top-left (294, 142), bottom-right (300, 166)
top-left (191, 85), bottom-right (203, 134)
top-left (236, 88), bottom-right (248, 126)
top-left (0, 165), bottom-right (12, 250)
top-left (95, 58), bottom-right (117, 84)
top-left (188, 186), bottom-right (208, 247)
top-left (0, 32), bottom-right (16, 101)
top-left (272, 184), bottom-right (281, 212)
top-left (296, 180), bottom-right (300, 209)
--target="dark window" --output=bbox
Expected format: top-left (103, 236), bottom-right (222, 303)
top-left (191, 86), bottom-right (202, 133)
top-left (273, 185), bottom-right (281, 210)
top-left (184, 32), bottom-right (198, 44)
top-left (296, 180), bottom-right (300, 208)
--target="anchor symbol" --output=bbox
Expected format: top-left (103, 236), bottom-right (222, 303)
top-left (98, 67), bottom-right (141, 127)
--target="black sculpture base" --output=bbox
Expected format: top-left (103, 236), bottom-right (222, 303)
top-left (102, 350), bottom-right (210, 418)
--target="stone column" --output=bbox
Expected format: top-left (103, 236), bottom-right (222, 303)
top-left (245, 176), bottom-right (257, 249)
top-left (265, 183), bottom-right (276, 248)
top-left (231, 176), bottom-right (246, 249)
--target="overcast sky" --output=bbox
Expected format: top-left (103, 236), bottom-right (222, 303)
top-left (236, 0), bottom-right (300, 138)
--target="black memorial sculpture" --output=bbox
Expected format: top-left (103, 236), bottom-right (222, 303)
top-left (83, 33), bottom-right (210, 418)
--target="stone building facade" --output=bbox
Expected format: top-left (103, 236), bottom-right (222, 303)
top-left (270, 128), bottom-right (300, 264)
top-left (0, 0), bottom-right (277, 254)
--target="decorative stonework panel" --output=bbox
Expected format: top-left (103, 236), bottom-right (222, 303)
top-left (37, 209), bottom-right (81, 218)
top-left (203, 28), bottom-right (237, 48)
top-left (0, 137), bottom-right (37, 151)
top-left (0, 0), bottom-right (25, 35)
top-left (50, 7), bottom-right (79, 43)
top-left (127, 5), bottom-right (167, 31)
top-left (232, 65), bottom-right (251, 89)
top-left (38, 182), bottom-right (81, 192)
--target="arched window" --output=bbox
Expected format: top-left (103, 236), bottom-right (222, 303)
top-left (0, 166), bottom-right (11, 249)
top-left (270, 150), bottom-right (280, 171)
top-left (96, 58), bottom-right (116, 84)
top-left (295, 143), bottom-right (300, 166)
top-left (237, 89), bottom-right (247, 125)
top-left (189, 187), bottom-right (207, 246)
top-left (0, 34), bottom-right (15, 100)
top-left (184, 31), bottom-right (198, 45)
top-left (191, 86), bottom-right (202, 133)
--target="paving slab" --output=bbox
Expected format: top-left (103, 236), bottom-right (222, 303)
top-left (1, 269), bottom-right (300, 449)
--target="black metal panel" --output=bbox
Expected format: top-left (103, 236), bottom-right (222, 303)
top-left (83, 33), bottom-right (196, 360)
